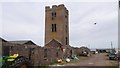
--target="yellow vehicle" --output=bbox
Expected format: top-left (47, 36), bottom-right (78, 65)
top-left (2, 54), bottom-right (31, 68)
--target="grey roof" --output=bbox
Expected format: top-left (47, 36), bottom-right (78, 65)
top-left (0, 37), bottom-right (7, 42)
top-left (9, 40), bottom-right (36, 45)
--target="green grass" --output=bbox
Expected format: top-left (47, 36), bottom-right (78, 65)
top-left (63, 56), bottom-right (89, 64)
top-left (0, 57), bottom-right (2, 67)
top-left (38, 66), bottom-right (50, 68)
top-left (49, 60), bottom-right (58, 65)
top-left (39, 56), bottom-right (89, 66)
top-left (48, 56), bottom-right (89, 66)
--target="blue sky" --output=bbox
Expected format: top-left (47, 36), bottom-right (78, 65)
top-left (0, 0), bottom-right (118, 49)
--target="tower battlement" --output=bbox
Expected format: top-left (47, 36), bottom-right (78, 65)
top-left (45, 4), bottom-right (67, 11)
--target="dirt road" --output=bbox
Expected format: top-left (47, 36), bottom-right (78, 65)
top-left (64, 53), bottom-right (118, 66)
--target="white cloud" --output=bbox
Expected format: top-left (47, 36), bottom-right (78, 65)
top-left (0, 3), bottom-right (2, 36)
top-left (69, 2), bottom-right (118, 48)
top-left (0, 0), bottom-right (118, 2)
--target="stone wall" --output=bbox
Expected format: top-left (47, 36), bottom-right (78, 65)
top-left (72, 47), bottom-right (91, 56)
top-left (1, 38), bottom-right (91, 66)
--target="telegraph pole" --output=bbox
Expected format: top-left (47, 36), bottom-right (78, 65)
top-left (111, 41), bottom-right (113, 49)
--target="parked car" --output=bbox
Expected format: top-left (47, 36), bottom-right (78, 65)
top-left (91, 51), bottom-right (96, 54)
top-left (108, 50), bottom-right (117, 60)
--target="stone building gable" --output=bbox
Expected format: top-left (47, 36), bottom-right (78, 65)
top-left (45, 39), bottom-right (63, 48)
top-left (44, 39), bottom-right (64, 62)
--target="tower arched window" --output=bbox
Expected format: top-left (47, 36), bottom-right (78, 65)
top-left (51, 12), bottom-right (56, 20)
top-left (66, 37), bottom-right (68, 45)
top-left (44, 49), bottom-right (47, 58)
top-left (52, 24), bottom-right (56, 32)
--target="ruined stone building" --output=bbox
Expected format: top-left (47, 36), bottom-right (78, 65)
top-left (0, 38), bottom-right (38, 57)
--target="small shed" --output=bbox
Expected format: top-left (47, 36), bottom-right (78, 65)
top-left (44, 39), bottom-right (64, 59)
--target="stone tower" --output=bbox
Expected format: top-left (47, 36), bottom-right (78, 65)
top-left (45, 4), bottom-right (69, 46)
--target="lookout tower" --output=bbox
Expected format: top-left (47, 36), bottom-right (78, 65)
top-left (45, 4), bottom-right (69, 46)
